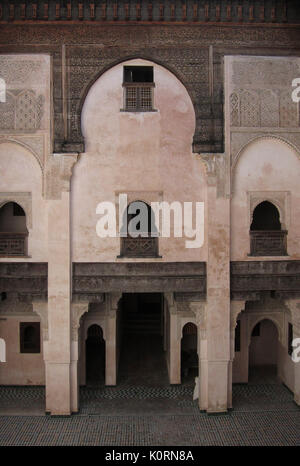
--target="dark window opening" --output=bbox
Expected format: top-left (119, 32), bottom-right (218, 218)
top-left (124, 66), bottom-right (153, 83)
top-left (20, 322), bottom-right (40, 353)
top-left (251, 201), bottom-right (281, 231)
top-left (122, 66), bottom-right (155, 112)
top-left (252, 323), bottom-right (261, 337)
top-left (0, 202), bottom-right (28, 256)
top-left (13, 203), bottom-right (25, 216)
top-left (235, 320), bottom-right (241, 352)
top-left (249, 201), bottom-right (287, 256)
top-left (288, 323), bottom-right (293, 356)
top-left (119, 201), bottom-right (159, 258)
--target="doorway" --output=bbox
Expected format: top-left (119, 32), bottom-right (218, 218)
top-left (85, 324), bottom-right (105, 385)
top-left (118, 293), bottom-right (168, 385)
top-left (248, 319), bottom-right (279, 383)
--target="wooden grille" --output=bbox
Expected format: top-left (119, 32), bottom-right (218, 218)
top-left (249, 230), bottom-right (287, 256)
top-left (123, 83), bottom-right (154, 111)
top-left (0, 232), bottom-right (27, 256)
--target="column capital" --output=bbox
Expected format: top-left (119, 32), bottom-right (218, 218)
top-left (71, 302), bottom-right (89, 341)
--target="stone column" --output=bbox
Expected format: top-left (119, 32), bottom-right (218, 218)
top-left (228, 301), bottom-right (245, 409)
top-left (32, 301), bottom-right (49, 409)
top-left (70, 302), bottom-right (89, 413)
top-left (199, 153), bottom-right (230, 413)
top-left (165, 293), bottom-right (181, 384)
top-left (44, 153), bottom-right (78, 415)
top-left (286, 300), bottom-right (300, 406)
top-left (191, 302), bottom-right (207, 411)
top-left (105, 293), bottom-right (121, 386)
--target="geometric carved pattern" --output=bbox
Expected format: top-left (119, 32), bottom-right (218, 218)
top-left (230, 92), bottom-right (240, 126)
top-left (240, 90), bottom-right (260, 127)
top-left (280, 90), bottom-right (298, 128)
top-left (230, 89), bottom-right (299, 128)
top-left (0, 92), bottom-right (15, 129)
top-left (261, 90), bottom-right (279, 127)
top-left (16, 90), bottom-right (43, 131)
top-left (0, 90), bottom-right (44, 131)
top-left (120, 237), bottom-right (159, 258)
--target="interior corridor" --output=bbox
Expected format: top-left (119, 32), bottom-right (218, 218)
top-left (118, 293), bottom-right (169, 386)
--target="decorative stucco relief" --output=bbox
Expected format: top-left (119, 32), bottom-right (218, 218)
top-left (45, 153), bottom-right (79, 200)
top-left (232, 60), bottom-right (300, 87)
top-left (197, 152), bottom-right (228, 198)
top-left (230, 89), bottom-right (298, 128)
top-left (0, 57), bottom-right (45, 86)
top-left (0, 90), bottom-right (44, 132)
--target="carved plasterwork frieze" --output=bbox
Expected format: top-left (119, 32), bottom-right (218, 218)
top-left (0, 57), bottom-right (45, 86)
top-left (0, 191), bottom-right (32, 228)
top-left (229, 88), bottom-right (299, 129)
top-left (0, 295), bottom-right (34, 316)
top-left (106, 292), bottom-right (122, 317)
top-left (197, 152), bottom-right (228, 198)
top-left (0, 90), bottom-right (44, 132)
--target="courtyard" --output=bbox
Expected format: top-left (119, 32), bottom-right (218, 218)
top-left (0, 381), bottom-right (298, 446)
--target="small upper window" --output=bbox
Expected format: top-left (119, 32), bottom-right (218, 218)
top-left (122, 66), bottom-right (155, 112)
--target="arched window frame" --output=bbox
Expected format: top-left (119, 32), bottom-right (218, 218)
top-left (249, 200), bottom-right (288, 257)
top-left (0, 201), bottom-right (29, 257)
top-left (119, 200), bottom-right (160, 258)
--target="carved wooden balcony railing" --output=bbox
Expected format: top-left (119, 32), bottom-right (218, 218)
top-left (249, 230), bottom-right (288, 256)
top-left (0, 232), bottom-right (27, 256)
top-left (120, 236), bottom-right (159, 258)
top-left (0, 1), bottom-right (296, 24)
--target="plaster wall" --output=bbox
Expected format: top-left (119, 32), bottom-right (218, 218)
top-left (231, 138), bottom-right (300, 260)
top-left (0, 142), bottom-right (47, 261)
top-left (71, 59), bottom-right (207, 262)
top-left (0, 316), bottom-right (44, 385)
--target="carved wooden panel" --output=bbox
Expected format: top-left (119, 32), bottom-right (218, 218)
top-left (249, 230), bottom-right (288, 257)
top-left (0, 233), bottom-right (27, 256)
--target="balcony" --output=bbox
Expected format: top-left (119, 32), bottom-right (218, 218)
top-left (120, 236), bottom-right (159, 258)
top-left (0, 232), bottom-right (27, 256)
top-left (249, 230), bottom-right (288, 257)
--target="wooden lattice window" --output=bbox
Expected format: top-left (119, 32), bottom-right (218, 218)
top-left (122, 66), bottom-right (155, 112)
top-left (119, 201), bottom-right (159, 258)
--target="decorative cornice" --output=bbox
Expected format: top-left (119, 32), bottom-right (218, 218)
top-left (0, 1), bottom-right (297, 24)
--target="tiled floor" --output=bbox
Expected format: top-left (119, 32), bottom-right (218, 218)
top-left (0, 382), bottom-right (299, 446)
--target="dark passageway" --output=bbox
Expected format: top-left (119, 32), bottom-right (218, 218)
top-left (118, 293), bottom-right (169, 386)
